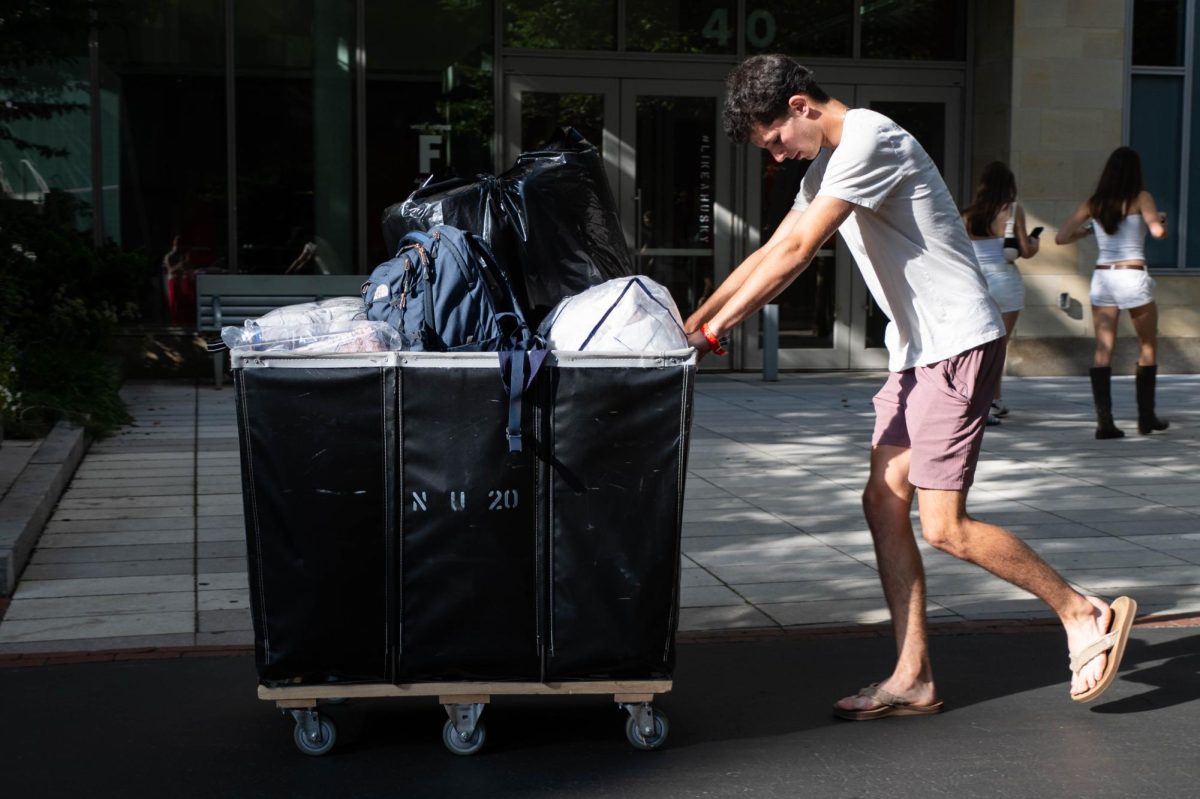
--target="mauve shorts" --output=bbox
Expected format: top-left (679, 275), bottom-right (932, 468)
top-left (871, 337), bottom-right (1006, 491)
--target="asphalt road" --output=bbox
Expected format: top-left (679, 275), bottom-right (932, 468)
top-left (3, 627), bottom-right (1197, 799)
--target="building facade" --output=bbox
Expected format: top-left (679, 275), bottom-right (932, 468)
top-left (2, 0), bottom-right (1197, 373)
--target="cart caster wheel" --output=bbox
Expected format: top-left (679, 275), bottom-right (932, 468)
top-left (293, 715), bottom-right (337, 756)
top-left (625, 710), bottom-right (669, 751)
top-left (442, 719), bottom-right (486, 756)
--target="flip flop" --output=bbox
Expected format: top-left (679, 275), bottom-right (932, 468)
top-left (832, 683), bottom-right (944, 721)
top-left (1070, 595), bottom-right (1137, 704)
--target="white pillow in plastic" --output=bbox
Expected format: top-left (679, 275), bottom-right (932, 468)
top-left (539, 276), bottom-right (687, 352)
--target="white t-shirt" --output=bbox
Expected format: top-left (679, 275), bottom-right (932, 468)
top-left (792, 108), bottom-right (1004, 372)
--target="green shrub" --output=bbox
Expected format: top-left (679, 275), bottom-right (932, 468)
top-left (0, 192), bottom-right (141, 438)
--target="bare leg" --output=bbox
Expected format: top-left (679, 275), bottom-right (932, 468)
top-left (1127, 302), bottom-right (1158, 367)
top-left (994, 310), bottom-right (1019, 401)
top-left (1092, 305), bottom-right (1119, 368)
top-left (834, 445), bottom-right (938, 712)
top-left (916, 488), bottom-right (1113, 696)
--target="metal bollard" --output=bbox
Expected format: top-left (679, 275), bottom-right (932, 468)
top-left (762, 304), bottom-right (778, 382)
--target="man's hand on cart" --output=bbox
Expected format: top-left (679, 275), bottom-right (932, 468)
top-left (687, 322), bottom-right (729, 359)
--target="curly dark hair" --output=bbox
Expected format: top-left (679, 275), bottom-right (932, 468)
top-left (722, 55), bottom-right (830, 144)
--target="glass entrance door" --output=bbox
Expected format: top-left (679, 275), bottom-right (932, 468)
top-left (620, 81), bottom-right (730, 352)
top-left (504, 76), bottom-right (732, 367)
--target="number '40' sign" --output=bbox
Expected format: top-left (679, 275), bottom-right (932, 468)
top-left (702, 8), bottom-right (777, 49)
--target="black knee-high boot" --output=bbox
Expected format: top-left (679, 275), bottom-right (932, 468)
top-left (1089, 367), bottom-right (1124, 439)
top-left (1136, 364), bottom-right (1169, 434)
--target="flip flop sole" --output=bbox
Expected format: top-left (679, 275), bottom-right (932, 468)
top-left (833, 700), bottom-right (944, 721)
top-left (1072, 595), bottom-right (1137, 704)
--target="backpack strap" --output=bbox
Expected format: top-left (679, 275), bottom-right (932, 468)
top-left (1004, 202), bottom-right (1017, 239)
top-left (498, 337), bottom-right (547, 453)
top-left (397, 230), bottom-right (444, 350)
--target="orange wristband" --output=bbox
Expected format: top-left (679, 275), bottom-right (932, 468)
top-left (701, 323), bottom-right (728, 356)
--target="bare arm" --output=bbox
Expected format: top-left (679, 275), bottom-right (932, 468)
top-left (1055, 201), bottom-right (1092, 245)
top-left (687, 195), bottom-right (853, 352)
top-left (684, 208), bottom-right (805, 333)
top-left (1138, 190), bottom-right (1168, 240)
top-left (1015, 205), bottom-right (1039, 259)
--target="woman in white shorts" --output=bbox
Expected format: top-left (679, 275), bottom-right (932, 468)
top-left (1056, 146), bottom-right (1169, 439)
top-left (961, 162), bottom-right (1039, 425)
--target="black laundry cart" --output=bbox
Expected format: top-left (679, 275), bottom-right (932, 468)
top-left (231, 349), bottom-right (695, 756)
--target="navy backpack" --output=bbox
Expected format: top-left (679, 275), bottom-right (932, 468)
top-left (362, 226), bottom-right (526, 352)
top-left (362, 225), bottom-right (544, 451)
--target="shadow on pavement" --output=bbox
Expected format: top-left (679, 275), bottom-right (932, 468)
top-left (2, 628), bottom-right (1197, 799)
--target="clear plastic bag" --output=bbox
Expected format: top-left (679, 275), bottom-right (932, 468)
top-left (538, 276), bottom-right (687, 352)
top-left (244, 296), bottom-right (366, 339)
top-left (220, 296), bottom-right (371, 352)
top-left (221, 318), bottom-right (403, 354)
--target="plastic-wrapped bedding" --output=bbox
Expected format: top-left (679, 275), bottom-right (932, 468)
top-left (538, 276), bottom-right (688, 352)
top-left (219, 296), bottom-right (402, 354)
top-left (221, 319), bottom-right (403, 354)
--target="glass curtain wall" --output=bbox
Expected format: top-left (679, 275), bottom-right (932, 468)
top-left (5, 0), bottom-right (978, 336)
top-left (234, 1), bottom-right (354, 276)
top-left (0, 3), bottom-right (102, 255)
top-left (99, 0), bottom-right (226, 324)
top-left (364, 0), bottom-right (495, 267)
top-left (1, 6), bottom-right (99, 239)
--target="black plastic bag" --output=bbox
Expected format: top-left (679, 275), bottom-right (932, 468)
top-left (499, 128), bottom-right (634, 316)
top-left (381, 128), bottom-right (633, 326)
top-left (381, 174), bottom-right (504, 258)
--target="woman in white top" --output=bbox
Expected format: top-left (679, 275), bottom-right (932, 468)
top-left (1056, 146), bottom-right (1168, 439)
top-left (961, 162), bottom-right (1039, 425)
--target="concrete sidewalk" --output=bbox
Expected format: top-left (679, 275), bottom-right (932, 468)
top-left (1, 371), bottom-right (1198, 657)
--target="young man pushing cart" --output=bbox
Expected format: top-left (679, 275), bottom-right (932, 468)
top-left (685, 55), bottom-right (1136, 717)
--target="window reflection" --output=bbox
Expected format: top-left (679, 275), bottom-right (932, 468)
top-left (234, 1), bottom-right (354, 276)
top-left (745, 1), bottom-right (852, 59)
top-left (1, 7), bottom-right (93, 232)
top-left (860, 0), bottom-right (966, 61)
top-left (504, 0), bottom-right (616, 50)
top-left (365, 0), bottom-right (495, 266)
top-left (98, 0), bottom-right (226, 324)
top-left (1133, 0), bottom-right (1186, 67)
top-left (520, 93), bottom-right (604, 153)
top-left (626, 0), bottom-right (736, 54)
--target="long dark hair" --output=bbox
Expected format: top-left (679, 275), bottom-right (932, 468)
top-left (962, 161), bottom-right (1017, 237)
top-left (1088, 147), bottom-right (1144, 234)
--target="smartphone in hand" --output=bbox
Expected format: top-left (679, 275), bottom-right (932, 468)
top-left (1030, 226), bottom-right (1044, 238)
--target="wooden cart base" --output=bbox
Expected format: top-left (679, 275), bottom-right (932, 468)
top-left (259, 680), bottom-right (673, 756)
